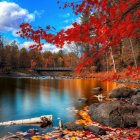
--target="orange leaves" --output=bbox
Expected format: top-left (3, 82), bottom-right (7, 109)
top-left (76, 110), bottom-right (93, 125)
top-left (97, 66), bottom-right (140, 81)
top-left (107, 73), bottom-right (121, 81)
top-left (31, 59), bottom-right (37, 69)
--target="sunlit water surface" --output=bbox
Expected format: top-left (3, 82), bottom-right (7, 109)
top-left (0, 77), bottom-right (137, 136)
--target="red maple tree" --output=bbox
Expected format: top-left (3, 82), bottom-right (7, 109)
top-left (17, 0), bottom-right (140, 78)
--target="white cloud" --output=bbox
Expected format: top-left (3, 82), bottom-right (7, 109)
top-left (20, 42), bottom-right (35, 49)
top-left (63, 16), bottom-right (81, 30)
top-left (20, 42), bottom-right (61, 52)
top-left (43, 43), bottom-right (60, 52)
top-left (64, 24), bottom-right (74, 30)
top-left (20, 41), bottom-right (73, 53)
top-left (33, 10), bottom-right (45, 18)
top-left (76, 17), bottom-right (82, 24)
top-left (0, 1), bottom-right (34, 32)
top-left (43, 43), bottom-right (73, 53)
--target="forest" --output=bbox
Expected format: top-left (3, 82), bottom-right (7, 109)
top-left (0, 9), bottom-right (140, 76)
top-left (0, 37), bottom-right (78, 74)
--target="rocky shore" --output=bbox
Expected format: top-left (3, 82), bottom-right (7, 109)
top-left (1, 85), bottom-right (140, 139)
top-left (0, 72), bottom-right (140, 86)
top-left (63, 85), bottom-right (140, 139)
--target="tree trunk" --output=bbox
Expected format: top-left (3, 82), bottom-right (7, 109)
top-left (120, 42), bottom-right (124, 64)
top-left (0, 115), bottom-right (53, 126)
top-left (110, 46), bottom-right (116, 72)
top-left (106, 52), bottom-right (109, 73)
top-left (129, 39), bottom-right (137, 68)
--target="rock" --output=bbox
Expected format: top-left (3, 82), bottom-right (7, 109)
top-left (131, 95), bottom-right (140, 105)
top-left (27, 129), bottom-right (39, 134)
top-left (64, 122), bottom-right (85, 131)
top-left (136, 106), bottom-right (140, 127)
top-left (89, 101), bottom-right (139, 128)
top-left (78, 98), bottom-right (88, 103)
top-left (92, 87), bottom-right (103, 92)
top-left (135, 88), bottom-right (140, 93)
top-left (109, 86), bottom-right (135, 98)
top-left (64, 122), bottom-right (107, 135)
top-left (86, 126), bottom-right (106, 135)
top-left (137, 116), bottom-right (140, 128)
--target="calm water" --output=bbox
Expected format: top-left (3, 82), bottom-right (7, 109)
top-left (0, 78), bottom-right (136, 136)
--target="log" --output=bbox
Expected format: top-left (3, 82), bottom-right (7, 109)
top-left (0, 115), bottom-right (53, 126)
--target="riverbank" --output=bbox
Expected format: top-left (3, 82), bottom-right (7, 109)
top-left (2, 109), bottom-right (140, 140)
top-left (0, 72), bottom-right (32, 78)
top-left (74, 71), bottom-right (140, 84)
top-left (1, 85), bottom-right (140, 139)
top-left (0, 71), bottom-right (140, 86)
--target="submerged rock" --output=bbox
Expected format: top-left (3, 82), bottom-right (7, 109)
top-left (64, 122), bottom-right (85, 131)
top-left (109, 86), bottom-right (135, 98)
top-left (89, 101), bottom-right (139, 128)
top-left (92, 87), bottom-right (103, 92)
top-left (85, 126), bottom-right (106, 135)
top-left (78, 98), bottom-right (88, 103)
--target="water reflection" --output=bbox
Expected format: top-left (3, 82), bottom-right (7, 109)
top-left (0, 78), bottom-right (137, 136)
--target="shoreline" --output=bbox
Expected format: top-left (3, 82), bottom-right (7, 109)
top-left (0, 73), bottom-right (140, 85)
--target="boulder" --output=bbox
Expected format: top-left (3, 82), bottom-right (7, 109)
top-left (85, 126), bottom-right (106, 135)
top-left (135, 90), bottom-right (140, 95)
top-left (64, 122), bottom-right (85, 131)
top-left (89, 101), bottom-right (139, 128)
top-left (136, 106), bottom-right (140, 127)
top-left (109, 86), bottom-right (135, 98)
top-left (64, 122), bottom-right (106, 135)
top-left (137, 116), bottom-right (140, 128)
top-left (131, 95), bottom-right (140, 105)
top-left (135, 88), bottom-right (140, 94)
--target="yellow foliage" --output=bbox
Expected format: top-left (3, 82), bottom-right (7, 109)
top-left (70, 136), bottom-right (76, 140)
top-left (31, 135), bottom-right (42, 140)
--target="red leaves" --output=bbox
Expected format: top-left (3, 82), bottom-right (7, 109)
top-left (18, 0), bottom-right (140, 51)
top-left (103, 66), bottom-right (140, 81)
top-left (127, 135), bottom-right (134, 140)
top-left (106, 73), bottom-right (121, 81)
top-left (17, 0), bottom-right (140, 74)
top-left (125, 66), bottom-right (140, 78)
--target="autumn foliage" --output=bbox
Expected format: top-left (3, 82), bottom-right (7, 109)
top-left (17, 0), bottom-right (140, 79)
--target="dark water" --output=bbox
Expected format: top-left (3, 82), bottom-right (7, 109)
top-left (0, 78), bottom-right (136, 136)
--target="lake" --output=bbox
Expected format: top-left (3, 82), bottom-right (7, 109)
top-left (0, 77), bottom-right (136, 136)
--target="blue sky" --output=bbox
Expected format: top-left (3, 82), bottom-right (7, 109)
top-left (0, 0), bottom-right (79, 52)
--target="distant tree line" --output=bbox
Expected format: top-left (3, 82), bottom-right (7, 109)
top-left (0, 36), bottom-right (78, 73)
top-left (0, 32), bottom-right (139, 74)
